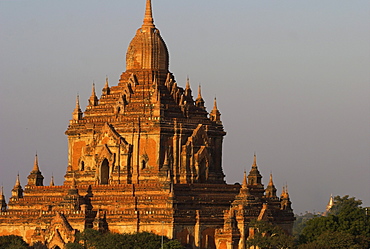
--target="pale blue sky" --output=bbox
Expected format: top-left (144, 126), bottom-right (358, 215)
top-left (0, 0), bottom-right (369, 214)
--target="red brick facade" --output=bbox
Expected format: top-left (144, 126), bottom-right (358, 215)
top-left (0, 1), bottom-right (294, 248)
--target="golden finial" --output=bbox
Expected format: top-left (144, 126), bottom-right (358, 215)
top-left (143, 0), bottom-right (154, 27)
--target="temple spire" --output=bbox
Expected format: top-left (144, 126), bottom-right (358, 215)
top-left (324, 194), bottom-right (334, 215)
top-left (27, 154), bottom-right (44, 187)
top-left (72, 94), bottom-right (83, 121)
top-left (75, 95), bottom-right (80, 109)
top-left (281, 186), bottom-right (286, 198)
top-left (195, 84), bottom-right (205, 109)
top-left (252, 153), bottom-right (257, 168)
top-left (102, 76), bottom-right (111, 95)
top-left (143, 0), bottom-right (155, 27)
top-left (15, 173), bottom-right (21, 187)
top-left (0, 185), bottom-right (6, 212)
top-left (92, 82), bottom-right (96, 95)
top-left (89, 82), bottom-right (99, 106)
top-left (247, 154), bottom-right (264, 198)
top-left (265, 173), bottom-right (277, 198)
top-left (126, 0), bottom-right (169, 71)
top-left (32, 153), bottom-right (40, 172)
top-left (280, 183), bottom-right (292, 211)
top-left (210, 97), bottom-right (221, 123)
top-left (197, 84), bottom-right (202, 99)
top-left (242, 171), bottom-right (247, 188)
top-left (268, 173), bottom-right (274, 186)
top-left (11, 174), bottom-right (23, 199)
top-left (50, 175), bottom-right (55, 186)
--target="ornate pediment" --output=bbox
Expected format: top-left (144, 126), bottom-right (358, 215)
top-left (186, 124), bottom-right (209, 147)
top-left (32, 212), bottom-right (77, 248)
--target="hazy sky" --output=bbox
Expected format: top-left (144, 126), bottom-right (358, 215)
top-left (0, 0), bottom-right (369, 214)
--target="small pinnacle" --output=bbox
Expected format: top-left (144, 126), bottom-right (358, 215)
top-left (252, 154), bottom-right (257, 167)
top-left (75, 94), bottom-right (80, 109)
top-left (268, 173), bottom-right (274, 186)
top-left (91, 82), bottom-right (96, 96)
top-left (15, 173), bottom-right (21, 187)
top-left (186, 77), bottom-right (190, 89)
top-left (33, 153), bottom-right (40, 172)
top-left (242, 171), bottom-right (247, 188)
top-left (50, 175), bottom-right (55, 186)
top-left (197, 84), bottom-right (202, 99)
top-left (213, 97), bottom-right (218, 110)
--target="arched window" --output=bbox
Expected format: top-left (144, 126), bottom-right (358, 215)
top-left (141, 160), bottom-right (146, 169)
top-left (80, 161), bottom-right (85, 171)
top-left (101, 159), bottom-right (109, 185)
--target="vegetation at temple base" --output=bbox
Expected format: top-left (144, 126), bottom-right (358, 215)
top-left (0, 235), bottom-right (29, 249)
top-left (65, 229), bottom-right (184, 249)
top-left (245, 220), bottom-right (295, 249)
top-left (297, 195), bottom-right (370, 249)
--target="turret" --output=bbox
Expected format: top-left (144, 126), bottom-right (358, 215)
top-left (240, 171), bottom-right (255, 201)
top-left (210, 97), bottom-right (221, 123)
top-left (102, 76), bottom-right (110, 95)
top-left (11, 174), bottom-right (23, 200)
top-left (247, 154), bottom-right (263, 185)
top-left (231, 171), bottom-right (255, 209)
top-left (50, 175), bottom-right (55, 186)
top-left (88, 83), bottom-right (99, 107)
top-left (265, 173), bottom-right (277, 198)
top-left (26, 153), bottom-right (44, 187)
top-left (184, 77), bottom-right (194, 105)
top-left (280, 184), bottom-right (292, 211)
top-left (0, 186), bottom-right (7, 212)
top-left (247, 154), bottom-right (264, 198)
top-left (72, 95), bottom-right (83, 121)
top-left (195, 84), bottom-right (205, 109)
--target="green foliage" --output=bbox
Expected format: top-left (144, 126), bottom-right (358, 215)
top-left (293, 212), bottom-right (316, 239)
top-left (67, 229), bottom-right (185, 249)
top-left (299, 195), bottom-right (370, 249)
top-left (65, 242), bottom-right (85, 249)
top-left (245, 220), bottom-right (295, 249)
top-left (0, 235), bottom-right (29, 249)
top-left (163, 240), bottom-right (184, 249)
top-left (30, 242), bottom-right (48, 249)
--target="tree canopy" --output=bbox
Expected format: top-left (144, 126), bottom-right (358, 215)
top-left (65, 229), bottom-right (184, 249)
top-left (245, 220), bottom-right (295, 249)
top-left (0, 235), bottom-right (29, 249)
top-left (298, 195), bottom-right (370, 249)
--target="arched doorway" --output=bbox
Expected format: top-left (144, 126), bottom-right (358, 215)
top-left (101, 159), bottom-right (109, 184)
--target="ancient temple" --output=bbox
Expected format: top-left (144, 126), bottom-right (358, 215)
top-left (0, 1), bottom-right (294, 248)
